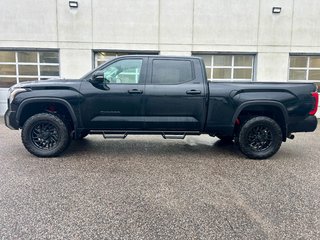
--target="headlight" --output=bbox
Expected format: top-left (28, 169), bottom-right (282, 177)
top-left (8, 88), bottom-right (28, 104)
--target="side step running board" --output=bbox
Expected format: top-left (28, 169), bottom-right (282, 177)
top-left (161, 133), bottom-right (186, 140)
top-left (90, 130), bottom-right (199, 139)
top-left (102, 132), bottom-right (128, 139)
top-left (101, 132), bottom-right (186, 140)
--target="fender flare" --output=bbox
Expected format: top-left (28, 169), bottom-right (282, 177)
top-left (232, 100), bottom-right (289, 137)
top-left (16, 97), bottom-right (78, 130)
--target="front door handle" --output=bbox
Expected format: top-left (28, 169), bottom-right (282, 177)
top-left (186, 89), bottom-right (201, 95)
top-left (128, 89), bottom-right (143, 94)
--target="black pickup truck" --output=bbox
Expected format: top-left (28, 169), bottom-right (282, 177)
top-left (4, 55), bottom-right (318, 159)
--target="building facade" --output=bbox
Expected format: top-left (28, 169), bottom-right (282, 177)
top-left (0, 0), bottom-right (319, 116)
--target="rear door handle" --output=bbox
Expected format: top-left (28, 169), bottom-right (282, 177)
top-left (128, 89), bottom-right (143, 94)
top-left (186, 89), bottom-right (201, 95)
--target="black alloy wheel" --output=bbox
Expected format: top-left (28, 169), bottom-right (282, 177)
top-left (31, 122), bottom-right (59, 150)
top-left (247, 125), bottom-right (273, 152)
top-left (238, 116), bottom-right (282, 159)
top-left (22, 113), bottom-right (71, 157)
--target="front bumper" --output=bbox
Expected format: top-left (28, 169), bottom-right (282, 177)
top-left (288, 115), bottom-right (318, 133)
top-left (4, 109), bottom-right (19, 130)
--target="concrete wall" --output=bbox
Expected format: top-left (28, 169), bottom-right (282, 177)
top-left (0, 0), bottom-right (320, 115)
top-left (1, 0), bottom-right (320, 77)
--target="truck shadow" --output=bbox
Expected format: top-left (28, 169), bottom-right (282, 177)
top-left (64, 136), bottom-right (246, 161)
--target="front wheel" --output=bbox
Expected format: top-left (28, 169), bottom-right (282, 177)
top-left (238, 116), bottom-right (282, 159)
top-left (21, 113), bottom-right (71, 157)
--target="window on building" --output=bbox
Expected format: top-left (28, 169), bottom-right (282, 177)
top-left (193, 54), bottom-right (255, 81)
top-left (94, 51), bottom-right (158, 68)
top-left (0, 50), bottom-right (59, 88)
top-left (289, 55), bottom-right (320, 91)
top-left (151, 60), bottom-right (193, 84)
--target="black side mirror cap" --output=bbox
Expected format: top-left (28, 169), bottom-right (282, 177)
top-left (91, 71), bottom-right (104, 83)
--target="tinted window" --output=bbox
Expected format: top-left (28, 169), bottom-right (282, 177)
top-left (152, 60), bottom-right (193, 84)
top-left (101, 59), bottom-right (143, 84)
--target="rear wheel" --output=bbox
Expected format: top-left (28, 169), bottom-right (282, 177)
top-left (238, 116), bottom-right (282, 159)
top-left (21, 113), bottom-right (71, 157)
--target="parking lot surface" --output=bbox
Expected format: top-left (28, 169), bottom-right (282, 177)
top-left (0, 119), bottom-right (319, 240)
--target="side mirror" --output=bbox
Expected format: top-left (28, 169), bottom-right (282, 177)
top-left (91, 71), bottom-right (104, 83)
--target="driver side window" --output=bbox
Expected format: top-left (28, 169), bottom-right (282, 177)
top-left (101, 59), bottom-right (143, 84)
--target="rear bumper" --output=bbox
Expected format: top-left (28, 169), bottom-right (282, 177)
top-left (4, 110), bottom-right (19, 130)
top-left (288, 115), bottom-right (318, 133)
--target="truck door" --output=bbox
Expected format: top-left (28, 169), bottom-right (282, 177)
top-left (80, 57), bottom-right (147, 130)
top-left (144, 57), bottom-right (207, 131)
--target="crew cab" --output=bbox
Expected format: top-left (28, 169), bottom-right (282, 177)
top-left (4, 55), bottom-right (318, 159)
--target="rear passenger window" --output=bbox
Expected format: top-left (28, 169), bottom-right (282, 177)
top-left (151, 60), bottom-right (193, 84)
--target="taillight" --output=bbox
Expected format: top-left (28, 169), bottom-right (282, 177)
top-left (309, 92), bottom-right (319, 115)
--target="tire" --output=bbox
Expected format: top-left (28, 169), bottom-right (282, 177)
top-left (216, 135), bottom-right (234, 143)
top-left (238, 116), bottom-right (282, 159)
top-left (21, 113), bottom-right (71, 157)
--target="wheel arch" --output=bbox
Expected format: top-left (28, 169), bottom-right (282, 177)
top-left (16, 98), bottom-right (78, 132)
top-left (232, 101), bottom-right (288, 141)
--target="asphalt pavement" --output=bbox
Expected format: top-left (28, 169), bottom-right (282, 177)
top-left (0, 118), bottom-right (319, 239)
